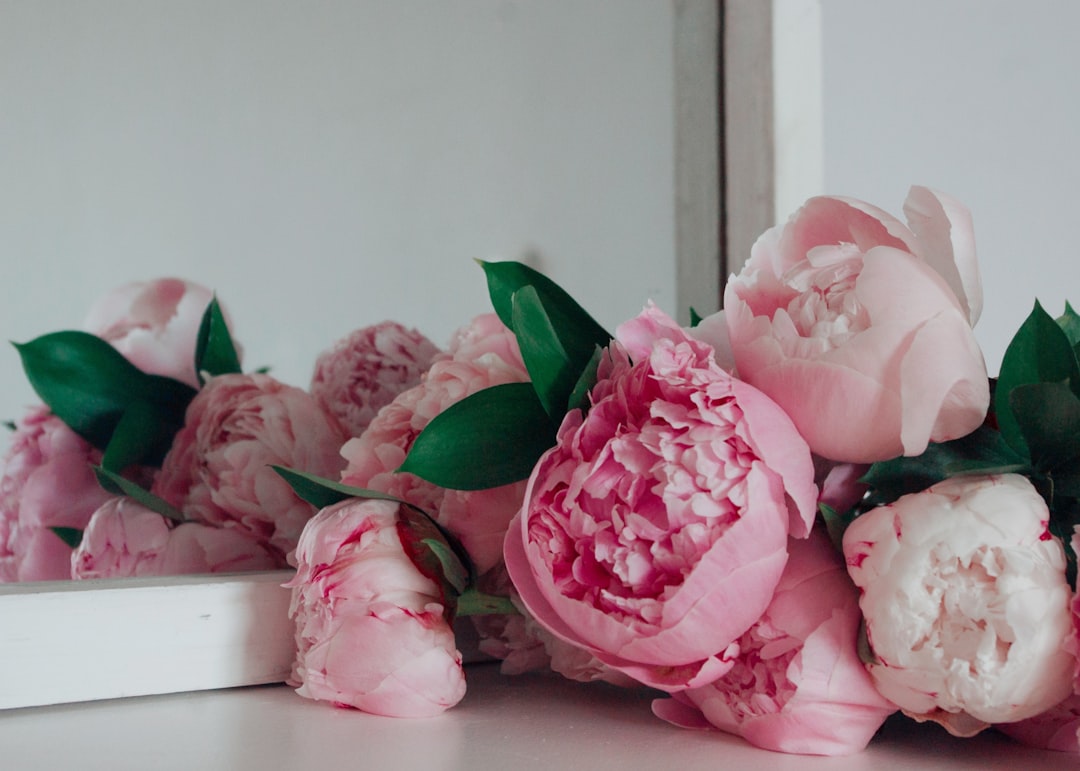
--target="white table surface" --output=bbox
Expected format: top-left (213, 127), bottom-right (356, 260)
top-left (0, 663), bottom-right (1066, 770)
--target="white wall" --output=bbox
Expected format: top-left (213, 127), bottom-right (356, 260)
top-left (822, 0), bottom-right (1080, 373)
top-left (0, 0), bottom-right (676, 444)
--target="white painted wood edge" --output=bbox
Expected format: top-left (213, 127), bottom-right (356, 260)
top-left (0, 571), bottom-right (296, 710)
top-left (721, 0), bottom-right (823, 279)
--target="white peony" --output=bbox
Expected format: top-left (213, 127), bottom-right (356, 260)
top-left (843, 473), bottom-right (1075, 734)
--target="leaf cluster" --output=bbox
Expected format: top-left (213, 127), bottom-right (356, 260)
top-left (399, 261), bottom-right (612, 490)
top-left (12, 298), bottom-right (242, 543)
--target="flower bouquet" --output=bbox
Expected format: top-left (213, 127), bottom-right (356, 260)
top-left (4, 186), bottom-right (1080, 756)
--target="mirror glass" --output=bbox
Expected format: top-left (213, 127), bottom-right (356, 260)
top-left (0, 1), bottom-right (680, 581)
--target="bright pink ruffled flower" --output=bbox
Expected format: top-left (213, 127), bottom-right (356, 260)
top-left (310, 321), bottom-right (440, 438)
top-left (843, 474), bottom-right (1075, 732)
top-left (340, 315), bottom-right (529, 573)
top-left (71, 497), bottom-right (279, 579)
top-left (504, 305), bottom-right (818, 692)
top-left (0, 405), bottom-right (113, 581)
top-left (287, 498), bottom-right (466, 718)
top-left (720, 186), bottom-right (989, 463)
top-left (82, 277), bottom-right (233, 388)
top-left (152, 373), bottom-right (348, 560)
top-left (652, 529), bottom-right (896, 755)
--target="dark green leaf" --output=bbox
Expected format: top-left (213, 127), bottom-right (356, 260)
top-left (3, 420), bottom-right (15, 432)
top-left (995, 301), bottom-right (1080, 456)
top-left (1057, 301), bottom-right (1080, 347)
top-left (270, 466), bottom-right (407, 510)
top-left (13, 331), bottom-right (197, 453)
top-left (93, 466), bottom-right (186, 522)
top-left (399, 382), bottom-right (557, 490)
top-left (51, 527), bottom-right (83, 549)
top-left (512, 285), bottom-right (576, 417)
top-left (688, 307), bottom-right (703, 328)
top-left (101, 399), bottom-right (184, 471)
top-left (194, 297), bottom-right (242, 383)
top-left (480, 260), bottom-right (610, 371)
top-left (396, 500), bottom-right (474, 601)
top-left (1010, 381), bottom-right (1080, 474)
top-left (860, 423), bottom-right (1028, 505)
top-left (566, 346), bottom-right (603, 414)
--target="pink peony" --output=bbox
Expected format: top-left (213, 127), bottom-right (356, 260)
top-left (310, 321), bottom-right (441, 438)
top-left (504, 305), bottom-right (818, 692)
top-left (439, 312), bottom-right (526, 370)
top-left (843, 474), bottom-right (1075, 732)
top-left (0, 405), bottom-right (113, 581)
top-left (72, 497), bottom-right (279, 579)
top-left (652, 528), bottom-right (896, 756)
top-left (82, 277), bottom-right (234, 388)
top-left (286, 498), bottom-right (466, 717)
top-left (152, 373), bottom-right (348, 561)
top-left (340, 314), bottom-right (530, 573)
top-left (997, 695), bottom-right (1080, 753)
top-left (719, 186), bottom-right (989, 463)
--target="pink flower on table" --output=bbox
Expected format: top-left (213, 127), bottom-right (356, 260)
top-left (310, 321), bottom-right (441, 438)
top-left (152, 373), bottom-right (348, 561)
top-left (719, 186), bottom-right (989, 463)
top-left (340, 314), bottom-right (530, 573)
top-left (843, 474), bottom-right (1075, 733)
top-left (72, 497), bottom-right (279, 579)
top-left (287, 498), bottom-right (466, 718)
top-left (652, 529), bottom-right (896, 756)
top-left (0, 405), bottom-right (113, 582)
top-left (82, 277), bottom-right (234, 388)
top-left (504, 305), bottom-right (818, 692)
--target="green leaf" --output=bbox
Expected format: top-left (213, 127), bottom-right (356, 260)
top-left (512, 285), bottom-right (577, 417)
top-left (1010, 381), bottom-right (1080, 474)
top-left (995, 301), bottom-right (1080, 456)
top-left (399, 382), bottom-right (557, 490)
top-left (480, 260), bottom-right (610, 374)
top-left (13, 331), bottom-right (197, 454)
top-left (51, 527), bottom-right (83, 549)
top-left (93, 466), bottom-right (186, 522)
top-left (455, 589), bottom-right (519, 616)
top-left (566, 346), bottom-right (602, 413)
top-left (688, 307), bottom-right (703, 328)
top-left (3, 420), bottom-right (15, 432)
top-left (420, 538), bottom-right (469, 594)
top-left (101, 399), bottom-right (183, 471)
top-left (860, 423), bottom-right (1028, 505)
top-left (1057, 301), bottom-right (1080, 347)
top-left (194, 297), bottom-right (242, 383)
top-left (270, 466), bottom-right (407, 510)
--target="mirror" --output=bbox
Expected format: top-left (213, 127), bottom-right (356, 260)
top-left (0, 0), bottom-right (827, 707)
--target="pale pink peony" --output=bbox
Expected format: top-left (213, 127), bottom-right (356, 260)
top-left (652, 528), bottom-right (897, 756)
top-left (719, 186), bottom-right (989, 463)
top-left (152, 373), bottom-right (348, 561)
top-left (340, 314), bottom-right (530, 573)
top-left (72, 497), bottom-right (279, 579)
top-left (843, 474), bottom-right (1075, 731)
top-left (0, 405), bottom-right (113, 581)
top-left (504, 305), bottom-right (818, 692)
top-left (310, 321), bottom-right (441, 438)
top-left (440, 312), bottom-right (526, 370)
top-left (997, 695), bottom-right (1080, 753)
top-left (286, 498), bottom-right (466, 717)
top-left (82, 277), bottom-right (234, 388)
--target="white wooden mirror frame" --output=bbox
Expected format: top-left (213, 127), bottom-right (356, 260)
top-left (0, 0), bottom-right (822, 710)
